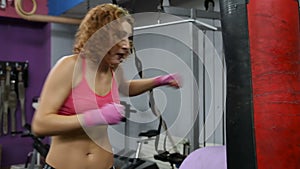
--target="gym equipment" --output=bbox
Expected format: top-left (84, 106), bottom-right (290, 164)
top-left (17, 64), bottom-right (27, 127)
top-left (116, 101), bottom-right (137, 158)
top-left (134, 129), bottom-right (187, 168)
top-left (8, 79), bottom-right (18, 136)
top-left (134, 113), bottom-right (186, 169)
top-left (132, 47), bottom-right (187, 169)
top-left (2, 63), bottom-right (10, 135)
top-left (219, 1), bottom-right (256, 168)
top-left (0, 61), bottom-right (29, 136)
top-left (247, 1), bottom-right (300, 169)
top-left (115, 43), bottom-right (187, 169)
top-left (135, 130), bottom-right (160, 159)
top-left (114, 154), bottom-right (159, 169)
top-left (10, 98), bottom-right (48, 169)
top-left (220, 0), bottom-right (300, 168)
top-left (12, 124), bottom-right (49, 169)
top-left (113, 101), bottom-right (160, 169)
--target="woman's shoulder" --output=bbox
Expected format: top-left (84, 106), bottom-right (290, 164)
top-left (53, 54), bottom-right (84, 86)
top-left (55, 54), bottom-right (79, 68)
top-left (49, 54), bottom-right (80, 80)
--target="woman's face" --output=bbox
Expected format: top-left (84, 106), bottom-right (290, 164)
top-left (105, 21), bottom-right (132, 67)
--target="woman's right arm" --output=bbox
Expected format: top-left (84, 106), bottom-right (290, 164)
top-left (32, 55), bottom-right (83, 137)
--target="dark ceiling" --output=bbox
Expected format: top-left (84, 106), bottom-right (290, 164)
top-left (60, 0), bottom-right (204, 19)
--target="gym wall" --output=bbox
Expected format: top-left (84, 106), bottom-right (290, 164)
top-left (0, 17), bottom-right (51, 168)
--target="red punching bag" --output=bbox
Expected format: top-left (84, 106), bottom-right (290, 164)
top-left (248, 0), bottom-right (300, 169)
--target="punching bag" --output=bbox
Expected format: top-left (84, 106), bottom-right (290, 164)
top-left (220, 0), bottom-right (300, 169)
top-left (248, 0), bottom-right (300, 169)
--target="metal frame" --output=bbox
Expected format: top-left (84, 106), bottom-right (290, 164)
top-left (132, 0), bottom-right (225, 152)
top-left (134, 19), bottom-right (218, 31)
top-left (133, 19), bottom-right (220, 152)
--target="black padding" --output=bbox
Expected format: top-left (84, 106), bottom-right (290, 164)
top-left (138, 130), bottom-right (160, 138)
top-left (219, 0), bottom-right (257, 169)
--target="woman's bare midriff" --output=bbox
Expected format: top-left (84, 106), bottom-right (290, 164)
top-left (46, 126), bottom-right (114, 169)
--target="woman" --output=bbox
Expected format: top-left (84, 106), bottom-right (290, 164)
top-left (32, 3), bottom-right (181, 169)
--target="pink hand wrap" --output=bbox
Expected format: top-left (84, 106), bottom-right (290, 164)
top-left (153, 73), bottom-right (182, 87)
top-left (83, 103), bottom-right (125, 126)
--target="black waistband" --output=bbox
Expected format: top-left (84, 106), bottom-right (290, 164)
top-left (43, 163), bottom-right (55, 169)
top-left (43, 163), bottom-right (115, 169)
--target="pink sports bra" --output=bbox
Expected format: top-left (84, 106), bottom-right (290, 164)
top-left (58, 58), bottom-right (120, 115)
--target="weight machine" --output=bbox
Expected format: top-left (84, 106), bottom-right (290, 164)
top-left (12, 123), bottom-right (49, 169)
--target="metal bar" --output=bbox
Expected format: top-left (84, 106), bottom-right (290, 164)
top-left (134, 19), bottom-right (192, 31)
top-left (189, 23), bottom-right (200, 151)
top-left (222, 45), bottom-right (226, 146)
top-left (194, 20), bottom-right (218, 31)
top-left (29, 149), bottom-right (37, 169)
top-left (202, 30), bottom-right (206, 147)
top-left (134, 19), bottom-right (218, 31)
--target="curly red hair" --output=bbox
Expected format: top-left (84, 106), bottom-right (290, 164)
top-left (73, 3), bottom-right (133, 55)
